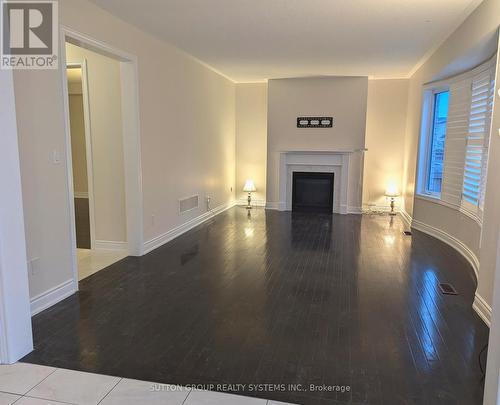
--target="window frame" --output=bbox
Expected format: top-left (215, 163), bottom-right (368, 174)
top-left (417, 86), bottom-right (450, 199)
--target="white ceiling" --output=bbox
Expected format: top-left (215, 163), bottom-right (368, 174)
top-left (89, 0), bottom-right (483, 82)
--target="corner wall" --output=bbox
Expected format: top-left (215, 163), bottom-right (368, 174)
top-left (235, 83), bottom-right (268, 204)
top-left (363, 79), bottom-right (409, 211)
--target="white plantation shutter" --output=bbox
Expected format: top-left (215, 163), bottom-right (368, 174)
top-left (461, 68), bottom-right (495, 215)
top-left (441, 80), bottom-right (470, 206)
top-left (480, 77), bottom-right (495, 211)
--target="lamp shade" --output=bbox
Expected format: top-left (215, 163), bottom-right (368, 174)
top-left (385, 184), bottom-right (400, 198)
top-left (243, 179), bottom-right (256, 192)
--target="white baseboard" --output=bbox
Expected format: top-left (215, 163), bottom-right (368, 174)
top-left (93, 240), bottom-right (128, 251)
top-left (411, 219), bottom-right (480, 280)
top-left (473, 292), bottom-right (492, 327)
top-left (74, 191), bottom-right (89, 199)
top-left (236, 199), bottom-right (266, 207)
top-left (399, 208), bottom-right (413, 229)
top-left (143, 200), bottom-right (236, 254)
top-left (363, 204), bottom-right (399, 213)
top-left (265, 201), bottom-right (286, 211)
top-left (266, 201), bottom-right (361, 214)
top-left (31, 279), bottom-right (76, 316)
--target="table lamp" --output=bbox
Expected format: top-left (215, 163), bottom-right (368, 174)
top-left (243, 180), bottom-right (256, 209)
top-left (385, 185), bottom-right (400, 216)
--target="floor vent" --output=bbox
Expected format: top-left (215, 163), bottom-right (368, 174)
top-left (403, 231), bottom-right (412, 236)
top-left (179, 195), bottom-right (199, 213)
top-left (439, 283), bottom-right (458, 295)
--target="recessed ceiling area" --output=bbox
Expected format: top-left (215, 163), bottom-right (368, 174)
top-left (89, 0), bottom-right (483, 82)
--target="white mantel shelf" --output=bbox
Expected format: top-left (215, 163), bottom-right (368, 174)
top-left (277, 149), bottom-right (367, 154)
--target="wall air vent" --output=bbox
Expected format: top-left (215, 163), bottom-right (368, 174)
top-left (179, 195), bottom-right (199, 213)
top-left (439, 283), bottom-right (458, 295)
top-left (403, 231), bottom-right (412, 236)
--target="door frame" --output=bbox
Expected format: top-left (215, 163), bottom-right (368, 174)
top-left (66, 61), bottom-right (97, 250)
top-left (59, 26), bottom-right (144, 287)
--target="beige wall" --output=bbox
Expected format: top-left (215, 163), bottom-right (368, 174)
top-left (68, 94), bottom-right (88, 195)
top-left (363, 79), bottom-right (409, 210)
top-left (266, 76), bottom-right (368, 209)
top-left (235, 79), bottom-right (409, 211)
top-left (14, 0), bottom-right (235, 299)
top-left (235, 83), bottom-right (267, 204)
top-left (401, 0), bottom-right (499, 288)
top-left (66, 43), bottom-right (127, 243)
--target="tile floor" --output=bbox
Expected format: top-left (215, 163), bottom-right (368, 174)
top-left (0, 363), bottom-right (296, 405)
top-left (76, 249), bottom-right (128, 281)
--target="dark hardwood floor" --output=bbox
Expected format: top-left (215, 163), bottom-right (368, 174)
top-left (22, 208), bottom-right (488, 404)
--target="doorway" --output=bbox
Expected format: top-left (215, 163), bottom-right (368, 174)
top-left (62, 30), bottom-right (144, 284)
top-left (66, 60), bottom-right (128, 281)
top-left (66, 64), bottom-right (93, 250)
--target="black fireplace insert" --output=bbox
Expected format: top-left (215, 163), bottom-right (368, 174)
top-left (292, 172), bottom-right (334, 213)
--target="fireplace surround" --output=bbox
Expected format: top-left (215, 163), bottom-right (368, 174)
top-left (272, 151), bottom-right (360, 214)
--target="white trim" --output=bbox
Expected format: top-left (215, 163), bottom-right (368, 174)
top-left (473, 292), bottom-right (492, 327)
top-left (278, 151), bottom-right (352, 214)
top-left (66, 61), bottom-right (97, 249)
top-left (458, 205), bottom-right (482, 226)
top-left (399, 208), bottom-right (413, 229)
top-left (347, 206), bottom-right (363, 214)
top-left (415, 195), bottom-right (483, 226)
top-left (93, 241), bottom-right (128, 251)
top-left (236, 199), bottom-right (266, 207)
top-left (30, 279), bottom-right (77, 316)
top-left (143, 201), bottom-right (236, 254)
top-left (59, 28), bottom-right (80, 300)
top-left (265, 202), bottom-right (286, 210)
top-left (411, 219), bottom-right (479, 279)
top-left (80, 60), bottom-right (96, 249)
top-left (362, 204), bottom-right (400, 213)
top-left (73, 192), bottom-right (89, 199)
top-left (120, 58), bottom-right (144, 256)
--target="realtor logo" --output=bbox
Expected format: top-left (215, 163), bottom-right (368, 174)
top-left (1, 0), bottom-right (58, 69)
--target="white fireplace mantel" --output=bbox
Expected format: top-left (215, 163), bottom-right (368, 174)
top-left (277, 151), bottom-right (354, 214)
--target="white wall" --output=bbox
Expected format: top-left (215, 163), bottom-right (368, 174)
top-left (235, 83), bottom-right (267, 204)
top-left (0, 69), bottom-right (33, 363)
top-left (66, 43), bottom-right (127, 244)
top-left (266, 76), bottom-right (368, 210)
top-left (363, 79), bottom-right (409, 210)
top-left (13, 0), bottom-right (236, 302)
